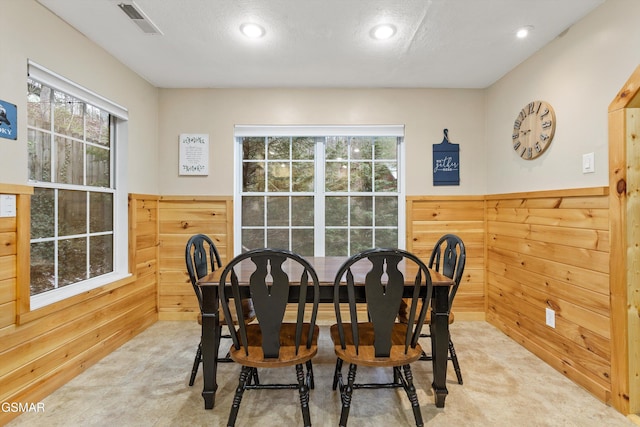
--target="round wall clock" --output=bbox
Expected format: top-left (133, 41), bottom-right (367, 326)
top-left (512, 100), bottom-right (556, 160)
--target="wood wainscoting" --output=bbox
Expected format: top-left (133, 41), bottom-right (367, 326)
top-left (0, 192), bottom-right (158, 426)
top-left (157, 196), bottom-right (234, 321)
top-left (485, 187), bottom-right (612, 403)
top-left (406, 196), bottom-right (486, 319)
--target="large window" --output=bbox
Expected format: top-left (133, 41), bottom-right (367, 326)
top-left (27, 61), bottom-right (129, 309)
top-left (236, 126), bottom-right (405, 256)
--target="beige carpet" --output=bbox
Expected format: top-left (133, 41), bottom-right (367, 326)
top-left (7, 321), bottom-right (637, 427)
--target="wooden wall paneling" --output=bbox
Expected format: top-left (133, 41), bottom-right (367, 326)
top-left (406, 196), bottom-right (486, 318)
top-left (486, 189), bottom-right (612, 407)
top-left (157, 196), bottom-right (233, 320)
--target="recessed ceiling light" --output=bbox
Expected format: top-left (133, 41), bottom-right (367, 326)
top-left (240, 23), bottom-right (265, 38)
top-left (370, 24), bottom-right (396, 40)
top-left (516, 25), bottom-right (534, 39)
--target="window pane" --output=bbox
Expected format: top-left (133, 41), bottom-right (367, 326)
top-left (325, 229), bottom-right (348, 256)
top-left (350, 228), bottom-right (373, 253)
top-left (267, 196), bottom-right (289, 226)
top-left (90, 192), bottom-right (113, 233)
top-left (30, 241), bottom-right (55, 295)
top-left (90, 234), bottom-right (113, 277)
top-left (53, 90), bottom-right (84, 138)
top-left (351, 137), bottom-right (372, 160)
top-left (325, 161), bottom-right (348, 192)
top-left (291, 196), bottom-right (314, 226)
top-left (326, 196), bottom-right (348, 226)
top-left (350, 162), bottom-right (372, 192)
top-left (267, 162), bottom-right (290, 192)
top-left (374, 137), bottom-right (397, 160)
top-left (326, 136), bottom-right (348, 160)
top-left (55, 136), bottom-right (84, 185)
top-left (351, 196), bottom-right (373, 227)
top-left (243, 161), bottom-right (265, 192)
top-left (242, 229), bottom-right (264, 251)
top-left (59, 238), bottom-right (87, 286)
top-left (292, 162), bottom-right (314, 192)
top-left (375, 229), bottom-right (398, 248)
top-left (59, 190), bottom-right (86, 236)
top-left (375, 196), bottom-right (398, 226)
top-left (85, 105), bottom-right (110, 146)
top-left (31, 188), bottom-right (54, 239)
top-left (267, 137), bottom-right (290, 160)
top-left (292, 137), bottom-right (315, 160)
top-left (27, 80), bottom-right (51, 129)
top-left (292, 229), bottom-right (314, 256)
top-left (374, 161), bottom-right (398, 192)
top-left (242, 137), bottom-right (265, 160)
top-left (267, 229), bottom-right (288, 249)
top-left (242, 196), bottom-right (264, 226)
top-left (28, 129), bottom-right (52, 182)
top-left (87, 145), bottom-right (110, 187)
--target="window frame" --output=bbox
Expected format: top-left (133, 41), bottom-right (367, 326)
top-left (233, 125), bottom-right (406, 256)
top-left (26, 60), bottom-right (130, 310)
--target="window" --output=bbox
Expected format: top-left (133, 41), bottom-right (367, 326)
top-left (235, 126), bottom-right (405, 256)
top-left (27, 61), bottom-right (129, 309)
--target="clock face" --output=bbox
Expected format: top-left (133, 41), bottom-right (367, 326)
top-left (512, 100), bottom-right (556, 160)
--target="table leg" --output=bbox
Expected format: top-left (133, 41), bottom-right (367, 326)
top-left (430, 286), bottom-right (449, 408)
top-left (199, 285), bottom-right (220, 409)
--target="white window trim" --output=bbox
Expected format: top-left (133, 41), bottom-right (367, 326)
top-left (233, 125), bottom-right (406, 256)
top-left (27, 61), bottom-right (130, 310)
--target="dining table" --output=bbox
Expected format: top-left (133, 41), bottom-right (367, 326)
top-left (196, 255), bottom-right (454, 410)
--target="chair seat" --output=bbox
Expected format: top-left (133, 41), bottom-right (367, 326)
top-left (330, 322), bottom-right (423, 368)
top-left (397, 299), bottom-right (455, 325)
top-left (197, 298), bottom-right (256, 326)
top-left (229, 323), bottom-right (319, 368)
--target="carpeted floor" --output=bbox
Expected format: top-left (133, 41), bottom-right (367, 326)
top-left (7, 321), bottom-right (637, 427)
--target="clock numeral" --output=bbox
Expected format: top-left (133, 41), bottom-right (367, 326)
top-left (536, 102), bottom-right (542, 114)
top-left (541, 120), bottom-right (553, 129)
top-left (519, 110), bottom-right (526, 121)
top-left (540, 108), bottom-right (550, 120)
top-left (512, 133), bottom-right (519, 140)
top-left (528, 102), bottom-right (535, 114)
top-left (540, 133), bottom-right (550, 141)
top-left (513, 141), bottom-right (521, 150)
top-left (514, 120), bottom-right (522, 130)
top-left (535, 141), bottom-right (542, 152)
top-left (521, 147), bottom-right (532, 159)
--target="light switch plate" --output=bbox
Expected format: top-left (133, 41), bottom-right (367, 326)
top-left (582, 152), bottom-right (595, 173)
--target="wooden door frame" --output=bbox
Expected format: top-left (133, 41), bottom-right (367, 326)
top-left (608, 64), bottom-right (640, 415)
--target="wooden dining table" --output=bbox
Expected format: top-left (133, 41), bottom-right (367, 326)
top-left (196, 256), bottom-right (454, 410)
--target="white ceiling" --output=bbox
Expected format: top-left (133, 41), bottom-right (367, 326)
top-left (36, 0), bottom-right (606, 89)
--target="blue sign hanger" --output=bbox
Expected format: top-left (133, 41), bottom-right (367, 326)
top-left (432, 129), bottom-right (459, 186)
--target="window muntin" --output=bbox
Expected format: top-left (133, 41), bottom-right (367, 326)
top-left (238, 133), bottom-right (403, 257)
top-left (27, 70), bottom-right (125, 306)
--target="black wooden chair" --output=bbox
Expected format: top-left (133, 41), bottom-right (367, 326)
top-left (184, 234), bottom-right (256, 386)
top-left (219, 248), bottom-right (320, 427)
top-left (331, 248), bottom-right (433, 427)
top-left (398, 234), bottom-right (466, 384)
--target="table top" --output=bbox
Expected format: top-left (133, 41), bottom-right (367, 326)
top-left (198, 255), bottom-right (453, 287)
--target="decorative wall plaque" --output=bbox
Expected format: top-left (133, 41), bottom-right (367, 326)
top-left (432, 129), bottom-right (460, 186)
top-left (179, 133), bottom-right (209, 176)
top-left (0, 99), bottom-right (17, 140)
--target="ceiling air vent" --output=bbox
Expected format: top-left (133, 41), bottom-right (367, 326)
top-left (117, 1), bottom-right (163, 35)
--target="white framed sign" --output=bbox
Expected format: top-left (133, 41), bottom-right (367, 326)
top-left (179, 133), bottom-right (209, 175)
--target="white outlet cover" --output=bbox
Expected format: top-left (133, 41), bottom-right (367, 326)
top-left (545, 307), bottom-right (556, 328)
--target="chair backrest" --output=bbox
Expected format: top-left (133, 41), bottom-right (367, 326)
top-left (333, 248), bottom-right (433, 358)
top-left (185, 234), bottom-right (223, 310)
top-left (428, 234), bottom-right (466, 309)
top-left (218, 248), bottom-right (320, 359)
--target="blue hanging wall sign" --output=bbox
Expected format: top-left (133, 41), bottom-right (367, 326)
top-left (0, 99), bottom-right (17, 140)
top-left (432, 129), bottom-right (459, 186)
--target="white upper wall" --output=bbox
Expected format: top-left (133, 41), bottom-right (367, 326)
top-left (0, 0), bottom-right (159, 194)
top-left (485, 0), bottom-right (640, 194)
top-left (157, 88), bottom-right (486, 196)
